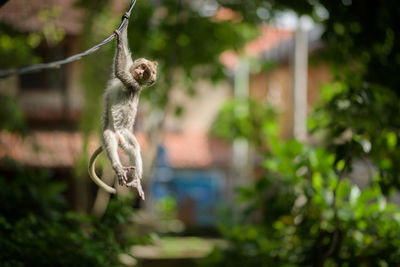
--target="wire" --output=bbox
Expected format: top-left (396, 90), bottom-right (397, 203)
top-left (0, 0), bottom-right (137, 79)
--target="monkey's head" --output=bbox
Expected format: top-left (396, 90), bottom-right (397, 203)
top-left (130, 58), bottom-right (158, 87)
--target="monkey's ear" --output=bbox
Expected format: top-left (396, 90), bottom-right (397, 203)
top-left (153, 61), bottom-right (158, 67)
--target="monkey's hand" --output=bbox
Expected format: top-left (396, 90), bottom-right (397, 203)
top-left (115, 165), bottom-right (136, 186)
top-left (114, 29), bottom-right (122, 44)
top-left (122, 12), bottom-right (130, 20)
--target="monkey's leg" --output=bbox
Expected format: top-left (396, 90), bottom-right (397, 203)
top-left (120, 129), bottom-right (143, 179)
top-left (119, 130), bottom-right (145, 200)
top-left (103, 129), bottom-right (134, 186)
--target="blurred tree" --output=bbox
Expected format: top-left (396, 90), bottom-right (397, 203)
top-left (236, 0), bottom-right (400, 192)
top-left (0, 27), bottom-right (40, 69)
top-left (210, 0), bottom-right (400, 193)
top-left (0, 163), bottom-right (141, 266)
top-left (0, 3), bottom-right (69, 135)
top-left (202, 130), bottom-right (400, 266)
top-left (310, 0), bottom-right (400, 192)
top-left (205, 0), bottom-right (400, 266)
top-left (2, 0), bottom-right (400, 264)
top-left (211, 98), bottom-right (277, 148)
top-left (207, 95), bottom-right (400, 265)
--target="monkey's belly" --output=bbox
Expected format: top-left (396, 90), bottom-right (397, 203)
top-left (110, 106), bottom-right (136, 130)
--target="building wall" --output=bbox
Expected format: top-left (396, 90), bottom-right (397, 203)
top-left (1, 36), bottom-right (84, 125)
top-left (249, 61), bottom-right (331, 139)
top-left (164, 79), bottom-right (231, 133)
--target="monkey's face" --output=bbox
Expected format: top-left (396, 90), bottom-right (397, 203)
top-left (131, 59), bottom-right (158, 87)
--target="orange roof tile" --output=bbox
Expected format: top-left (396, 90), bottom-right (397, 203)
top-left (212, 7), bottom-right (243, 22)
top-left (220, 26), bottom-right (294, 69)
top-left (245, 26), bottom-right (293, 57)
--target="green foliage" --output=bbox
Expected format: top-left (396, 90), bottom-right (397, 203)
top-left (128, 0), bottom-right (258, 79)
top-left (202, 133), bottom-right (400, 266)
top-left (299, 0), bottom-right (400, 193)
top-left (0, 164), bottom-right (137, 266)
top-left (311, 81), bottom-right (400, 193)
top-left (0, 25), bottom-right (41, 69)
top-left (2, 0), bottom-right (400, 265)
top-left (156, 195), bottom-right (178, 221)
top-left (0, 93), bottom-right (27, 134)
top-left (0, 5), bottom-right (70, 69)
top-left (204, 1), bottom-right (400, 264)
top-left (211, 98), bottom-right (277, 147)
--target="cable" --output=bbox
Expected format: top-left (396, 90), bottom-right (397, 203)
top-left (0, 0), bottom-right (137, 79)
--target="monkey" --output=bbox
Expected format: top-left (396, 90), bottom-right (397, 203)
top-left (88, 14), bottom-right (157, 200)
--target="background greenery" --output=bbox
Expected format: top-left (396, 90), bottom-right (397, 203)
top-left (1, 0), bottom-right (400, 266)
top-left (204, 1), bottom-right (400, 266)
top-left (0, 162), bottom-right (139, 266)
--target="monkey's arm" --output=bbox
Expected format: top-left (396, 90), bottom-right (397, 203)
top-left (121, 18), bottom-right (130, 53)
top-left (114, 27), bottom-right (140, 91)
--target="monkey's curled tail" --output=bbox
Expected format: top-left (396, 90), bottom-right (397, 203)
top-left (88, 146), bottom-right (117, 194)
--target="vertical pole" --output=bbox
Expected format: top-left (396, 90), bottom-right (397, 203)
top-left (234, 60), bottom-right (249, 99)
top-left (293, 20), bottom-right (308, 142)
top-left (232, 59), bottom-right (250, 191)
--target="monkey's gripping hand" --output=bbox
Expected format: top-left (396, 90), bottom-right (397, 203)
top-left (115, 165), bottom-right (136, 186)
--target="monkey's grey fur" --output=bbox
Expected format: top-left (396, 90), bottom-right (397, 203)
top-left (88, 20), bottom-right (157, 200)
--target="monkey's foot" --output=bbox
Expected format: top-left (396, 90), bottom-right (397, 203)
top-left (127, 178), bottom-right (145, 200)
top-left (116, 166), bottom-right (136, 186)
top-left (114, 29), bottom-right (121, 37)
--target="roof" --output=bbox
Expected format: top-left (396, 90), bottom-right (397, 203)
top-left (220, 26), bottom-right (294, 69)
top-left (0, 130), bottom-right (230, 169)
top-left (246, 26), bottom-right (294, 57)
top-left (0, 131), bottom-right (97, 168)
top-left (219, 25), bottom-right (325, 69)
top-left (260, 25), bottom-right (324, 62)
top-left (212, 7), bottom-right (243, 22)
top-left (0, 0), bottom-right (84, 34)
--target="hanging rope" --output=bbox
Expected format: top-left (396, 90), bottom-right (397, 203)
top-left (0, 0), bottom-right (137, 79)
